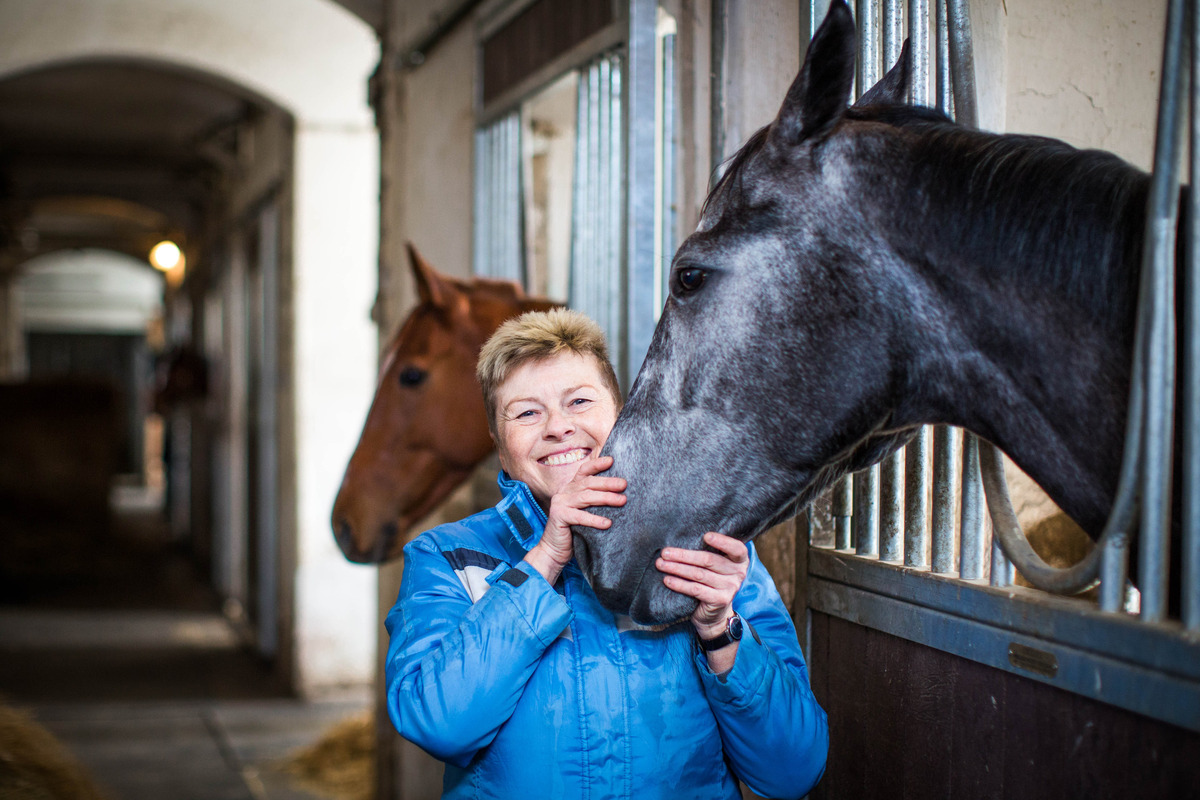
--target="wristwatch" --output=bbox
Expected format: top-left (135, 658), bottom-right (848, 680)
top-left (698, 612), bottom-right (744, 651)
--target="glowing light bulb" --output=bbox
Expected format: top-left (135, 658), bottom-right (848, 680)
top-left (150, 241), bottom-right (182, 272)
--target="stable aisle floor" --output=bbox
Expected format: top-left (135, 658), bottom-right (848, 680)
top-left (0, 489), bottom-right (370, 800)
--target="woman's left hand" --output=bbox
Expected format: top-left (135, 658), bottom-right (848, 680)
top-left (656, 532), bottom-right (749, 641)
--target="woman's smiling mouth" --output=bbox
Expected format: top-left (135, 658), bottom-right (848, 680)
top-left (539, 448), bottom-right (590, 467)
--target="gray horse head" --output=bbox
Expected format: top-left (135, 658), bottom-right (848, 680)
top-left (573, 1), bottom-right (922, 624)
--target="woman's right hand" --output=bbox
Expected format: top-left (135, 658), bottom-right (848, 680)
top-left (525, 456), bottom-right (626, 584)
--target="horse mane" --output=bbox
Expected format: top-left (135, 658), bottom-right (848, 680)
top-left (854, 104), bottom-right (1151, 325)
top-left (706, 104), bottom-right (1151, 326)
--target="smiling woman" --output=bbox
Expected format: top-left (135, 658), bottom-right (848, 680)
top-left (382, 307), bottom-right (828, 800)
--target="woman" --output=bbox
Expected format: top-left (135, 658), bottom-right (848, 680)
top-left (384, 309), bottom-right (828, 799)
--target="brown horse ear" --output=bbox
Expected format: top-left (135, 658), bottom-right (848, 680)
top-left (771, 0), bottom-right (856, 147)
top-left (855, 39), bottom-right (911, 107)
top-left (408, 242), bottom-right (456, 310)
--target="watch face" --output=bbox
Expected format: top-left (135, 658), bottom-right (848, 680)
top-left (728, 614), bottom-right (744, 640)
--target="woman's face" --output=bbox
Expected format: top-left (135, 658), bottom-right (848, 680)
top-left (494, 351), bottom-right (619, 508)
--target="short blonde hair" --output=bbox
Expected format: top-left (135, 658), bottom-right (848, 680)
top-left (477, 308), bottom-right (621, 437)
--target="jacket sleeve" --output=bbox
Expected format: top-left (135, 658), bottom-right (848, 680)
top-left (696, 543), bottom-right (829, 800)
top-left (384, 534), bottom-right (573, 768)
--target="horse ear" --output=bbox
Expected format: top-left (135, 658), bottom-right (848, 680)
top-left (855, 39), bottom-right (911, 107)
top-left (771, 0), bottom-right (856, 147)
top-left (407, 242), bottom-right (456, 310)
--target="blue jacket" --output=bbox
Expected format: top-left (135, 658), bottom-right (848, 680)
top-left (384, 472), bottom-right (828, 799)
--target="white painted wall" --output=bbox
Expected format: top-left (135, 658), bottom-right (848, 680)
top-left (0, 0), bottom-right (381, 694)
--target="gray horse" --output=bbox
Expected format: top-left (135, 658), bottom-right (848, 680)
top-left (574, 0), bottom-right (1152, 625)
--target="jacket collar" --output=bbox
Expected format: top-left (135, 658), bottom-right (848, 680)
top-left (496, 471), bottom-right (549, 551)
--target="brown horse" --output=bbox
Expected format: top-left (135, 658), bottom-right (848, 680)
top-left (332, 244), bottom-right (558, 563)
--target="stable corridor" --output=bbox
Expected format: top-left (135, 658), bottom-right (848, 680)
top-left (0, 489), bottom-right (368, 800)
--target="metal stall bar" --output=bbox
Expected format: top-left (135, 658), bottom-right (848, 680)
top-left (905, 429), bottom-right (930, 567)
top-left (1138, 0), bottom-right (1187, 623)
top-left (658, 24), bottom-right (677, 314)
top-left (626, 0), bottom-right (658, 388)
top-left (473, 113), bottom-right (524, 282)
top-left (944, 0), bottom-right (1003, 585)
top-left (930, 3), bottom-right (958, 577)
top-left (902, 0), bottom-right (932, 570)
top-left (834, 478), bottom-right (854, 550)
top-left (932, 426), bottom-right (958, 573)
top-left (854, 469), bottom-right (879, 557)
top-left (959, 432), bottom-right (986, 580)
top-left (570, 55), bottom-right (627, 382)
top-left (877, 0), bottom-right (905, 564)
top-left (852, 0), bottom-right (881, 559)
top-left (934, 0), bottom-right (952, 115)
top-left (1187, 0), bottom-right (1200, 631)
top-left (856, 0), bottom-right (880, 94)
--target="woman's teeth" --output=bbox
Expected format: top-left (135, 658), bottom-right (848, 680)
top-left (541, 449), bottom-right (587, 466)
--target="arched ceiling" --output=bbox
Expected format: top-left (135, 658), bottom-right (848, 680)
top-left (0, 61), bottom-right (270, 273)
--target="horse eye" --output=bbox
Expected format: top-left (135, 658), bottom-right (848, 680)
top-left (675, 267), bottom-right (707, 293)
top-left (398, 366), bottom-right (427, 388)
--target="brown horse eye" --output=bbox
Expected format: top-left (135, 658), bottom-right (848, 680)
top-left (676, 267), bottom-right (706, 292)
top-left (398, 366), bottom-right (427, 387)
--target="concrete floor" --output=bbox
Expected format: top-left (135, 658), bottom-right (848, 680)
top-left (0, 489), bottom-right (371, 800)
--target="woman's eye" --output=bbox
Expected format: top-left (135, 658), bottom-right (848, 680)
top-left (570, 397), bottom-right (591, 407)
top-left (398, 366), bottom-right (427, 387)
top-left (675, 267), bottom-right (707, 293)
top-left (516, 409), bottom-right (537, 419)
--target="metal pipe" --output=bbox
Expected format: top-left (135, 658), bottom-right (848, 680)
top-left (907, 0), bottom-right (929, 106)
top-left (946, 0), bottom-right (977, 127)
top-left (935, 0), bottom-right (952, 115)
top-left (990, 536), bottom-right (1013, 588)
top-left (833, 477), bottom-right (854, 550)
top-left (1186, 0), bottom-right (1200, 631)
top-left (959, 432), bottom-right (986, 580)
top-left (855, 467), bottom-right (880, 556)
top-left (1139, 0), bottom-right (1187, 623)
top-left (904, 425), bottom-right (929, 567)
top-left (883, 0), bottom-right (904, 67)
top-left (880, 451), bottom-right (904, 561)
top-left (857, 0), bottom-right (880, 95)
top-left (1099, 528), bottom-right (1131, 613)
top-left (932, 425), bottom-right (958, 573)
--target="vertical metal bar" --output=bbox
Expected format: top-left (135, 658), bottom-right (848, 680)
top-left (991, 536), bottom-right (1013, 587)
top-left (1186, 0), bottom-right (1200, 631)
top-left (1099, 531), bottom-right (1131, 613)
top-left (907, 0), bottom-right (929, 106)
top-left (1139, 0), bottom-right (1186, 623)
top-left (710, 0), bottom-right (727, 175)
top-left (946, 0), bottom-right (976, 127)
top-left (935, 0), bottom-right (952, 114)
top-left (932, 425), bottom-right (958, 573)
top-left (959, 432), bottom-right (985, 580)
top-left (856, 0), bottom-right (880, 95)
top-left (473, 128), bottom-right (486, 276)
top-left (904, 426), bottom-right (930, 567)
top-left (854, 469), bottom-right (879, 556)
top-left (883, 0), bottom-right (903, 66)
top-left (610, 55), bottom-right (625, 363)
top-left (833, 477), bottom-right (854, 550)
top-left (659, 31), bottom-right (677, 315)
top-left (627, 0), bottom-right (658, 388)
top-left (879, 453), bottom-right (904, 561)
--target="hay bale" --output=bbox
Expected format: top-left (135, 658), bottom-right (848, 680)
top-left (280, 711), bottom-right (375, 800)
top-left (0, 705), bottom-right (109, 800)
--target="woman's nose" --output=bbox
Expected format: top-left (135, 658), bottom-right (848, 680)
top-left (543, 410), bottom-right (575, 439)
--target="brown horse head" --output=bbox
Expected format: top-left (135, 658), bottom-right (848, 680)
top-left (332, 244), bottom-right (559, 563)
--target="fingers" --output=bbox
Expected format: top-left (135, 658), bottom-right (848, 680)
top-left (660, 532), bottom-right (747, 569)
top-left (660, 573), bottom-right (733, 607)
top-left (575, 455), bottom-right (615, 477)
